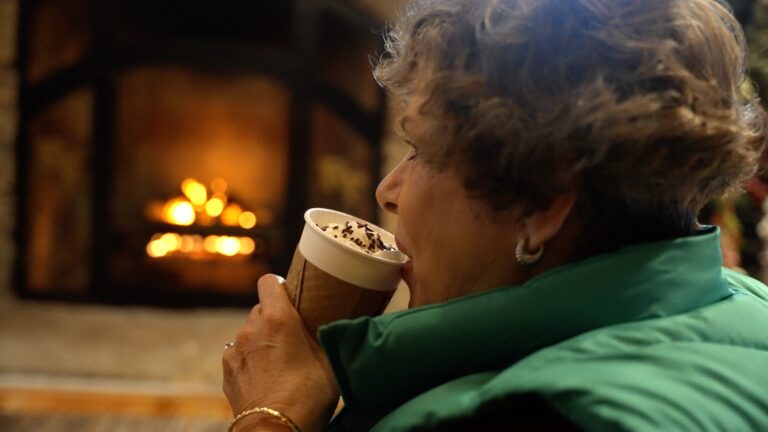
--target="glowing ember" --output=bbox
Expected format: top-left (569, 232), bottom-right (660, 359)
top-left (147, 232), bottom-right (256, 259)
top-left (160, 232), bottom-right (182, 251)
top-left (147, 238), bottom-right (168, 257)
top-left (216, 236), bottom-right (241, 256)
top-left (239, 237), bottom-right (256, 255)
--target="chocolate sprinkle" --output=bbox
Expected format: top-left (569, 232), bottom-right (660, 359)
top-left (318, 220), bottom-right (396, 254)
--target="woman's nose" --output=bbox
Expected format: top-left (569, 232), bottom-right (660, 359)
top-left (376, 165), bottom-right (401, 215)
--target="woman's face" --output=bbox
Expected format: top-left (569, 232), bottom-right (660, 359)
top-left (376, 101), bottom-right (522, 308)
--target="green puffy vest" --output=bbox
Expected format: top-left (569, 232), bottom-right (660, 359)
top-left (320, 227), bottom-right (768, 431)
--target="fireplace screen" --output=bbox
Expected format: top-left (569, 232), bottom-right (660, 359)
top-left (16, 0), bottom-right (385, 306)
top-left (108, 68), bottom-right (289, 300)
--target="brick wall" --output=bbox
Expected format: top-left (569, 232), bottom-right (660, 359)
top-left (0, 0), bottom-right (18, 298)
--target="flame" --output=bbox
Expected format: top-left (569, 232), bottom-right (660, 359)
top-left (239, 211), bottom-right (257, 229)
top-left (160, 233), bottom-right (182, 251)
top-left (146, 178), bottom-right (261, 259)
top-left (239, 237), bottom-right (256, 255)
top-left (204, 235), bottom-right (219, 253)
top-left (216, 236), bottom-right (241, 256)
top-left (221, 203), bottom-right (242, 226)
top-left (146, 234), bottom-right (168, 257)
top-left (181, 178), bottom-right (207, 207)
top-left (179, 234), bottom-right (196, 253)
top-left (146, 233), bottom-right (255, 259)
top-left (164, 199), bottom-right (196, 226)
top-left (205, 195), bottom-right (226, 217)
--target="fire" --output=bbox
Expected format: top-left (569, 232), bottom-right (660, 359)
top-left (239, 211), bottom-right (257, 229)
top-left (205, 195), bottom-right (226, 218)
top-left (215, 236), bottom-right (241, 256)
top-left (181, 178), bottom-right (208, 207)
top-left (164, 199), bottom-right (196, 226)
top-left (147, 233), bottom-right (258, 258)
top-left (221, 203), bottom-right (242, 226)
top-left (146, 177), bottom-right (261, 259)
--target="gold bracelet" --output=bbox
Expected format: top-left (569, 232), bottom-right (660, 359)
top-left (228, 406), bottom-right (301, 432)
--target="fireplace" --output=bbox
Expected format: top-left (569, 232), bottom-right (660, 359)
top-left (15, 0), bottom-right (386, 306)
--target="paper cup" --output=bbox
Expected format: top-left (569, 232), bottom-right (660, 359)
top-left (284, 208), bottom-right (407, 339)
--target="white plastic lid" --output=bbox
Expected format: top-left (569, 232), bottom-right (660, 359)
top-left (297, 208), bottom-right (407, 291)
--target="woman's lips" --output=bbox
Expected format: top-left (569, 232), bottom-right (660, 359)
top-left (395, 238), bottom-right (413, 279)
top-left (401, 259), bottom-right (413, 275)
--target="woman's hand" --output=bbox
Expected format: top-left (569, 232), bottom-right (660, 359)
top-left (223, 275), bottom-right (340, 432)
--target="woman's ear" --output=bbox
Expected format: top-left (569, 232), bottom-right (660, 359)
top-left (523, 194), bottom-right (577, 250)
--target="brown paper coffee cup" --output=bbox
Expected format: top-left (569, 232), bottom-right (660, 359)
top-left (284, 208), bottom-right (407, 339)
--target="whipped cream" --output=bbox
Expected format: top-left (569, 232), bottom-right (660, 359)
top-left (319, 221), bottom-right (397, 256)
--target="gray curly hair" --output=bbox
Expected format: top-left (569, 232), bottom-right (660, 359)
top-left (375, 0), bottom-right (766, 240)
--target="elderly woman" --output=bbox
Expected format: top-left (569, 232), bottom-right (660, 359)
top-left (222, 0), bottom-right (768, 430)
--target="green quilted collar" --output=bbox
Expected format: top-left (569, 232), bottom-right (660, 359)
top-left (319, 227), bottom-right (731, 415)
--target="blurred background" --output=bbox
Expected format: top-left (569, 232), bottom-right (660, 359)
top-left (0, 0), bottom-right (408, 430)
top-left (0, 0), bottom-right (766, 430)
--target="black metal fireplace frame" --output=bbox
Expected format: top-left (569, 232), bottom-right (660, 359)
top-left (14, 0), bottom-right (387, 307)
